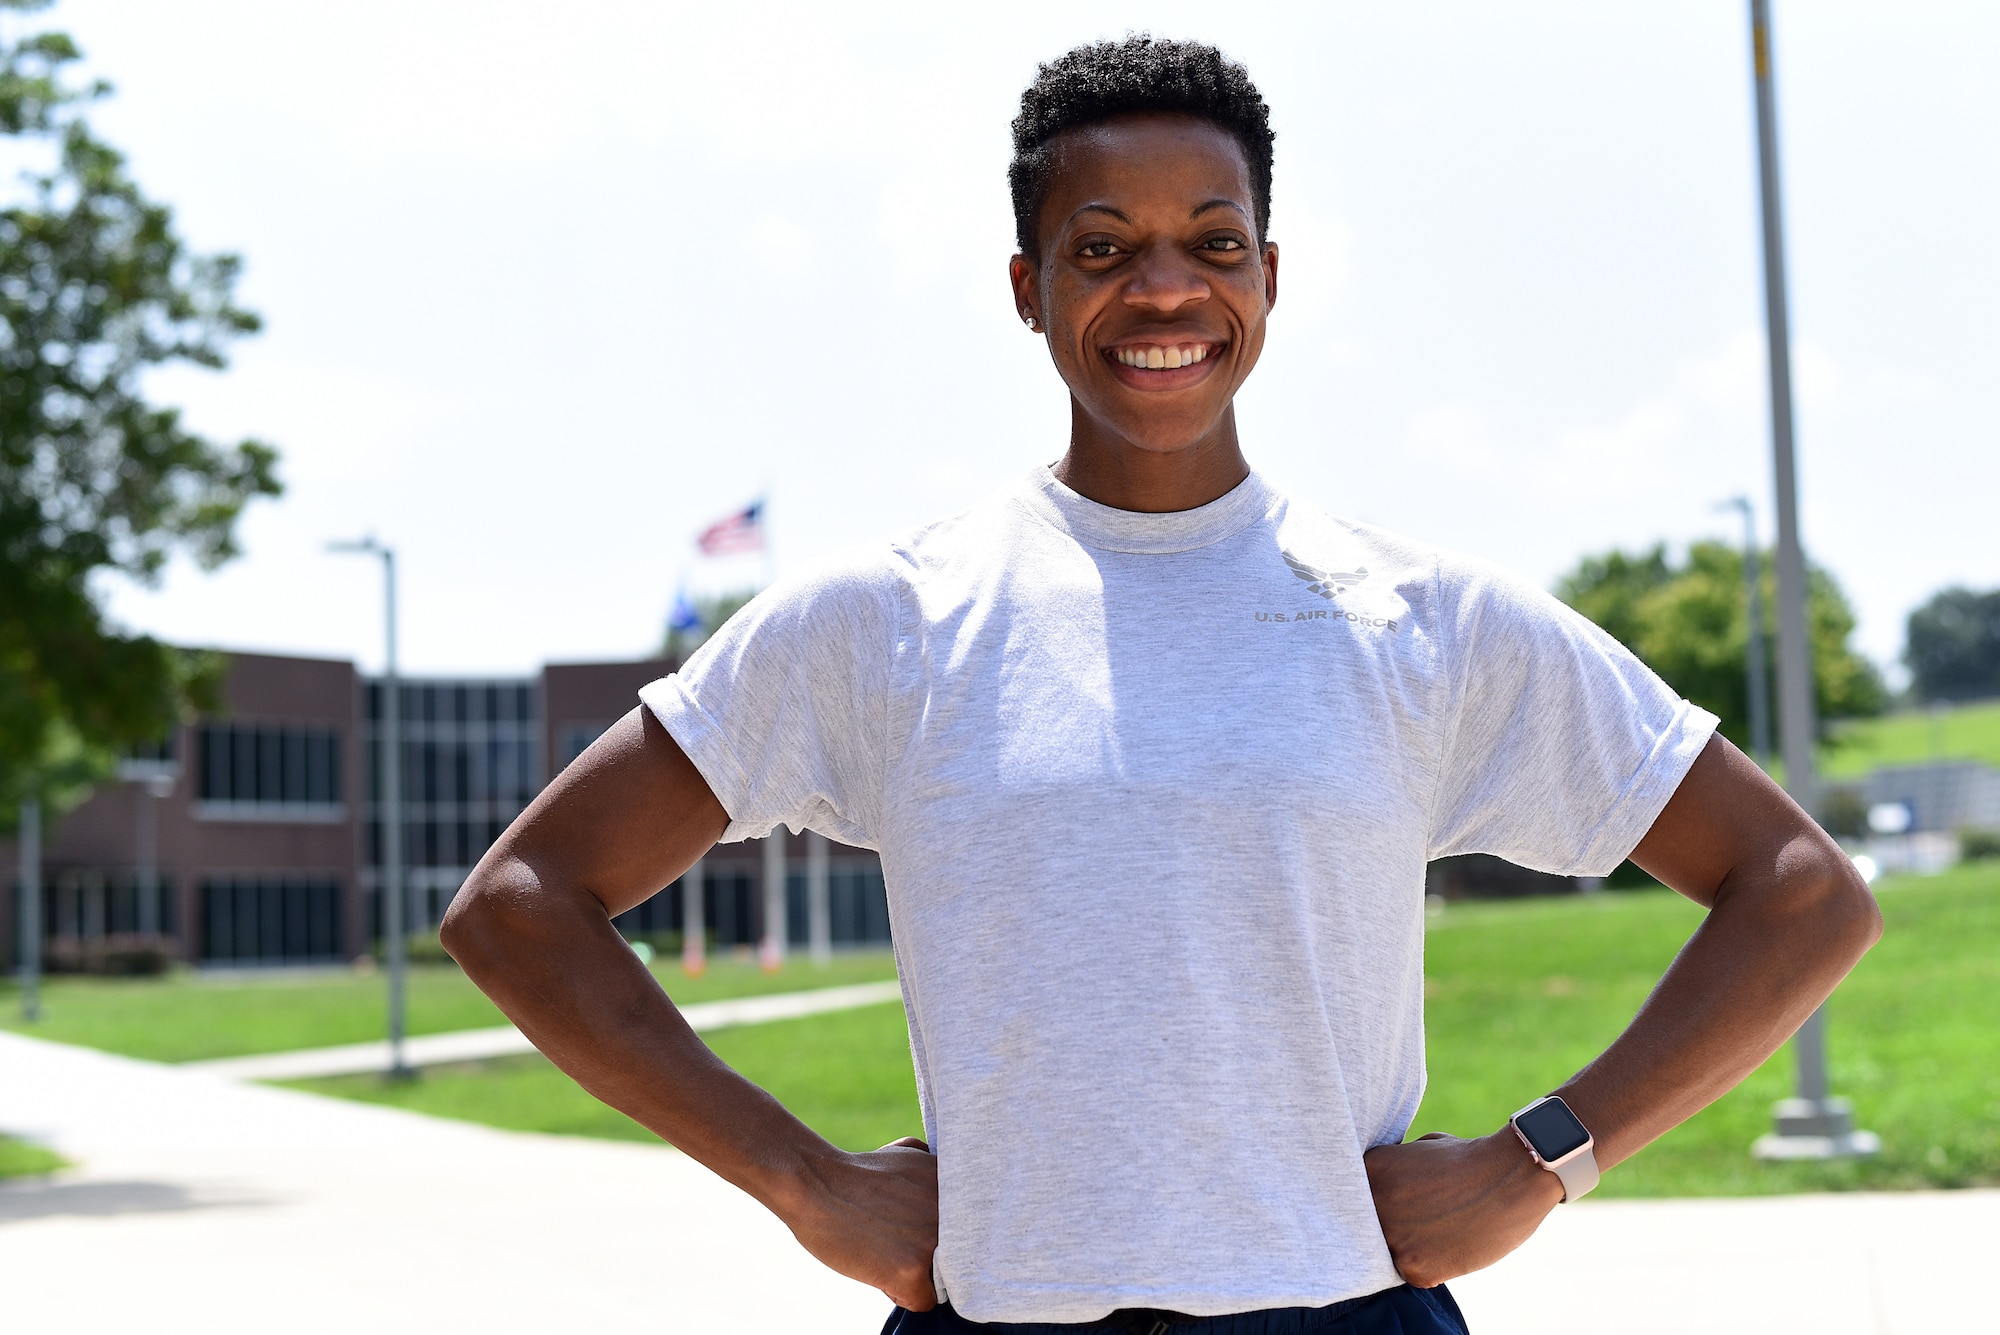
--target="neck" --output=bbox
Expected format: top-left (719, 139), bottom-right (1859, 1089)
top-left (1052, 401), bottom-right (1251, 513)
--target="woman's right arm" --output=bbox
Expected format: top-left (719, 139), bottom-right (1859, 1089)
top-left (439, 704), bottom-right (938, 1308)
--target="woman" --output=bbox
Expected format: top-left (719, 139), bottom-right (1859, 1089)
top-left (443, 36), bottom-right (1878, 1334)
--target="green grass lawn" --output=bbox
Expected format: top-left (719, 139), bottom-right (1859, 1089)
top-left (15, 865), bottom-right (1997, 1197)
top-left (0, 951), bottom-right (898, 1064)
top-left (1413, 860), bottom-right (2000, 1195)
top-left (290, 863), bottom-right (2000, 1198)
top-left (1823, 698), bottom-right (2000, 779)
top-left (0, 1132), bottom-right (68, 1180)
top-left (287, 999), bottom-right (923, 1153)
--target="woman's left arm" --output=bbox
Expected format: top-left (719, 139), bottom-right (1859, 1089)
top-left (1366, 733), bottom-right (1883, 1287)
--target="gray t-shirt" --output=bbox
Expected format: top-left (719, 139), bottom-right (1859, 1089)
top-left (640, 467), bottom-right (1717, 1323)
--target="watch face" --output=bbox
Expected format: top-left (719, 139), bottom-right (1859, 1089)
top-left (1516, 1097), bottom-right (1590, 1161)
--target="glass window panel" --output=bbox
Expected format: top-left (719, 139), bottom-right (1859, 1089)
top-left (203, 881), bottom-right (227, 960)
top-left (200, 726), bottom-right (226, 801)
top-left (259, 881), bottom-right (283, 959)
top-left (232, 727), bottom-right (257, 803)
top-left (234, 882), bottom-right (259, 960)
top-left (284, 880), bottom-right (309, 957)
top-left (258, 727), bottom-right (283, 803)
top-left (282, 729), bottom-right (305, 803)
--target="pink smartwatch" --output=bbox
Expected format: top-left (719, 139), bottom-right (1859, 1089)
top-left (1510, 1095), bottom-right (1600, 1202)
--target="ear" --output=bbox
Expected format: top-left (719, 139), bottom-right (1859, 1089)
top-left (1008, 253), bottom-right (1040, 329)
top-left (1262, 242), bottom-right (1280, 312)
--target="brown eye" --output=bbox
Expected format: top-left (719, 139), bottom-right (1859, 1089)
top-left (1200, 237), bottom-right (1246, 252)
top-left (1080, 241), bottom-right (1118, 258)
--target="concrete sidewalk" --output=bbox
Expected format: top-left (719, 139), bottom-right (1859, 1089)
top-left (185, 979), bottom-right (906, 1081)
top-left (4, 1027), bottom-right (1996, 1333)
top-left (0, 1028), bottom-right (889, 1332)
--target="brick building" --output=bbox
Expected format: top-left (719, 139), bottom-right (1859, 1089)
top-left (2, 651), bottom-right (888, 968)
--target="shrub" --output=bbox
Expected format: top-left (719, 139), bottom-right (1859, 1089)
top-left (1961, 828), bottom-right (2000, 861)
top-left (371, 931), bottom-right (457, 967)
top-left (43, 933), bottom-right (177, 976)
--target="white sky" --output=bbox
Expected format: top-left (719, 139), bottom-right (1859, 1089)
top-left (53, 0), bottom-right (2000, 682)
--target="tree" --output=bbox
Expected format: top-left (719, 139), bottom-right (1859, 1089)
top-left (662, 588), bottom-right (759, 661)
top-left (1905, 586), bottom-right (2000, 704)
top-left (1557, 541), bottom-right (1885, 750)
top-left (0, 2), bottom-right (279, 825)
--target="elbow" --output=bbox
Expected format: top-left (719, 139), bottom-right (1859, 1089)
top-left (439, 863), bottom-right (506, 970)
top-left (1796, 840), bottom-right (1884, 967)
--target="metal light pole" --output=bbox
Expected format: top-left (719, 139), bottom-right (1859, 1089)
top-left (759, 833), bottom-right (787, 972)
top-left (17, 795), bottom-right (41, 1021)
top-left (120, 754), bottom-right (176, 939)
top-left (1745, 0), bottom-right (1875, 1161)
top-left (331, 538), bottom-right (412, 1080)
top-left (806, 830), bottom-right (832, 966)
top-left (1718, 498), bottom-right (1773, 766)
top-left (682, 856), bottom-right (707, 977)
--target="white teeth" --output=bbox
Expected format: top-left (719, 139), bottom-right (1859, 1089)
top-left (1115, 343), bottom-right (1213, 369)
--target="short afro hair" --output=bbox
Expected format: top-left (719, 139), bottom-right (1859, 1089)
top-left (1008, 35), bottom-right (1275, 257)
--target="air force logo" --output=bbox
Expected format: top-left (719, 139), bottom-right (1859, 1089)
top-left (1280, 551), bottom-right (1369, 600)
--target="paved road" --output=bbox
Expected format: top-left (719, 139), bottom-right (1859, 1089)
top-left (4, 1028), bottom-right (1995, 1333)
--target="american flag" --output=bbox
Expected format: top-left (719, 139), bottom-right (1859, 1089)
top-left (695, 500), bottom-right (765, 556)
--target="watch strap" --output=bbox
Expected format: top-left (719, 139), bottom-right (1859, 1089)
top-left (1549, 1145), bottom-right (1600, 1202)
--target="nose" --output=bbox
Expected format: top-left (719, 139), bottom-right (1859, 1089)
top-left (1120, 243), bottom-right (1210, 314)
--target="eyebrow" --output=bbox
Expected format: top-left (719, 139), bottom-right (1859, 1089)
top-left (1066, 203), bottom-right (1134, 226)
top-left (1066, 199), bottom-right (1251, 229)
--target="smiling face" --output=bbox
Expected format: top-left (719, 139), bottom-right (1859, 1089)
top-left (1010, 113), bottom-right (1278, 499)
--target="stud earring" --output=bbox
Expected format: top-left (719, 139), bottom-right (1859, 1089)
top-left (1024, 314), bottom-right (1039, 332)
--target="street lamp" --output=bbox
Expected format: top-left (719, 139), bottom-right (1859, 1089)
top-left (1716, 498), bottom-right (1772, 766)
top-left (329, 537), bottom-right (412, 1080)
top-left (118, 751), bottom-right (179, 941)
top-left (1744, 0), bottom-right (1875, 1161)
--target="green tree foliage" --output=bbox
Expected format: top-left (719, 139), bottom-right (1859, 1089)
top-left (1905, 586), bottom-right (2000, 704)
top-left (1557, 541), bottom-right (1885, 749)
top-left (0, 2), bottom-right (279, 825)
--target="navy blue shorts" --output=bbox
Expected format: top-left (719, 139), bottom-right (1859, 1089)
top-left (880, 1283), bottom-right (1468, 1335)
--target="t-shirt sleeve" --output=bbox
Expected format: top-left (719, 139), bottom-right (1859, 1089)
top-left (1426, 559), bottom-right (1719, 875)
top-left (637, 555), bottom-right (897, 849)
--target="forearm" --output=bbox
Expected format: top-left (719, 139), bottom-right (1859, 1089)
top-left (441, 854), bottom-right (835, 1216)
top-left (1555, 831), bottom-right (1881, 1169)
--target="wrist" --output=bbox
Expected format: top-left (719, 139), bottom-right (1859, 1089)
top-left (1485, 1127), bottom-right (1566, 1211)
top-left (754, 1124), bottom-right (853, 1226)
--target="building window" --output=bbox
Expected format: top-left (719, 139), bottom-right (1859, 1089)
top-left (198, 723), bottom-right (342, 807)
top-left (560, 723), bottom-right (610, 769)
top-left (199, 876), bottom-right (344, 964)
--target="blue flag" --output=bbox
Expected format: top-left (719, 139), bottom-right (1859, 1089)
top-left (667, 583), bottom-right (702, 634)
